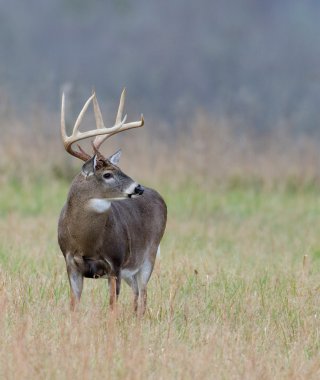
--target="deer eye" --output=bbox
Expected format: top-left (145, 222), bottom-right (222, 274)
top-left (103, 173), bottom-right (113, 180)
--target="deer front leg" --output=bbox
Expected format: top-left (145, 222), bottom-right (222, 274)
top-left (68, 270), bottom-right (83, 311)
top-left (66, 253), bottom-right (83, 311)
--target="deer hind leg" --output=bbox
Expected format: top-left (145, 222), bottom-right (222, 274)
top-left (66, 253), bottom-right (83, 311)
top-left (124, 276), bottom-right (139, 313)
top-left (136, 260), bottom-right (153, 317)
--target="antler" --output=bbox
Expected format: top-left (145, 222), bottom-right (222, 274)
top-left (60, 88), bottom-right (144, 161)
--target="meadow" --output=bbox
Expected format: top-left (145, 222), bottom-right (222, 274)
top-left (1, 113), bottom-right (320, 379)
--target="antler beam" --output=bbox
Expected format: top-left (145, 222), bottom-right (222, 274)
top-left (60, 89), bottom-right (144, 161)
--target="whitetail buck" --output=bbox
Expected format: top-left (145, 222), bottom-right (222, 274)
top-left (58, 89), bottom-right (167, 315)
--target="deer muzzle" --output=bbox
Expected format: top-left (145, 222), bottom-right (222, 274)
top-left (128, 184), bottom-right (144, 198)
top-left (134, 184), bottom-right (144, 195)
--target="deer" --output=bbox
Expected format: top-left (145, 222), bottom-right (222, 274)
top-left (57, 89), bottom-right (167, 316)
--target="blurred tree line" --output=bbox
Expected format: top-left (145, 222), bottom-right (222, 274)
top-left (0, 0), bottom-right (319, 132)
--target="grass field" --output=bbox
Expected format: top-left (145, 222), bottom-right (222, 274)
top-left (1, 113), bottom-right (320, 379)
top-left (1, 169), bottom-right (320, 379)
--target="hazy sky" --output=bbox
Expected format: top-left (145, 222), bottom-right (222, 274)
top-left (0, 0), bottom-right (319, 131)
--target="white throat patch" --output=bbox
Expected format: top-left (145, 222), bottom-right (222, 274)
top-left (87, 198), bottom-right (111, 213)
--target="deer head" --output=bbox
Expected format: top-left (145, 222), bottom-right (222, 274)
top-left (60, 89), bottom-right (145, 203)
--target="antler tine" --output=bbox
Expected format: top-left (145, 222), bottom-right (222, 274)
top-left (60, 92), bottom-right (92, 161)
top-left (115, 88), bottom-right (126, 124)
top-left (93, 89), bottom-right (144, 151)
top-left (93, 92), bottom-right (105, 130)
top-left (73, 93), bottom-right (95, 135)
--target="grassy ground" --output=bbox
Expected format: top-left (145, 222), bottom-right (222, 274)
top-left (1, 173), bottom-right (320, 379)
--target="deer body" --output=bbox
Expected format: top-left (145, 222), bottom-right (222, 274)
top-left (57, 89), bottom-right (167, 314)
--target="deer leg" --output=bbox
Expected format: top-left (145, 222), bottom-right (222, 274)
top-left (67, 268), bottom-right (83, 311)
top-left (116, 277), bottom-right (121, 299)
top-left (136, 260), bottom-right (153, 317)
top-left (108, 276), bottom-right (117, 311)
top-left (137, 286), bottom-right (147, 317)
top-left (133, 293), bottom-right (139, 314)
top-left (124, 276), bottom-right (139, 313)
top-left (65, 253), bottom-right (83, 311)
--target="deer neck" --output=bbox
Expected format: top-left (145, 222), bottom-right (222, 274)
top-left (67, 194), bottom-right (111, 225)
top-left (86, 198), bottom-right (111, 213)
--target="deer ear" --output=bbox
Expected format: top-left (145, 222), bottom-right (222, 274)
top-left (82, 155), bottom-right (97, 177)
top-left (108, 149), bottom-right (122, 165)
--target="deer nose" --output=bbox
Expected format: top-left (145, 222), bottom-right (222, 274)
top-left (134, 184), bottom-right (144, 195)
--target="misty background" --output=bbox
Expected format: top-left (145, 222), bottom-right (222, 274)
top-left (0, 0), bottom-right (319, 133)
